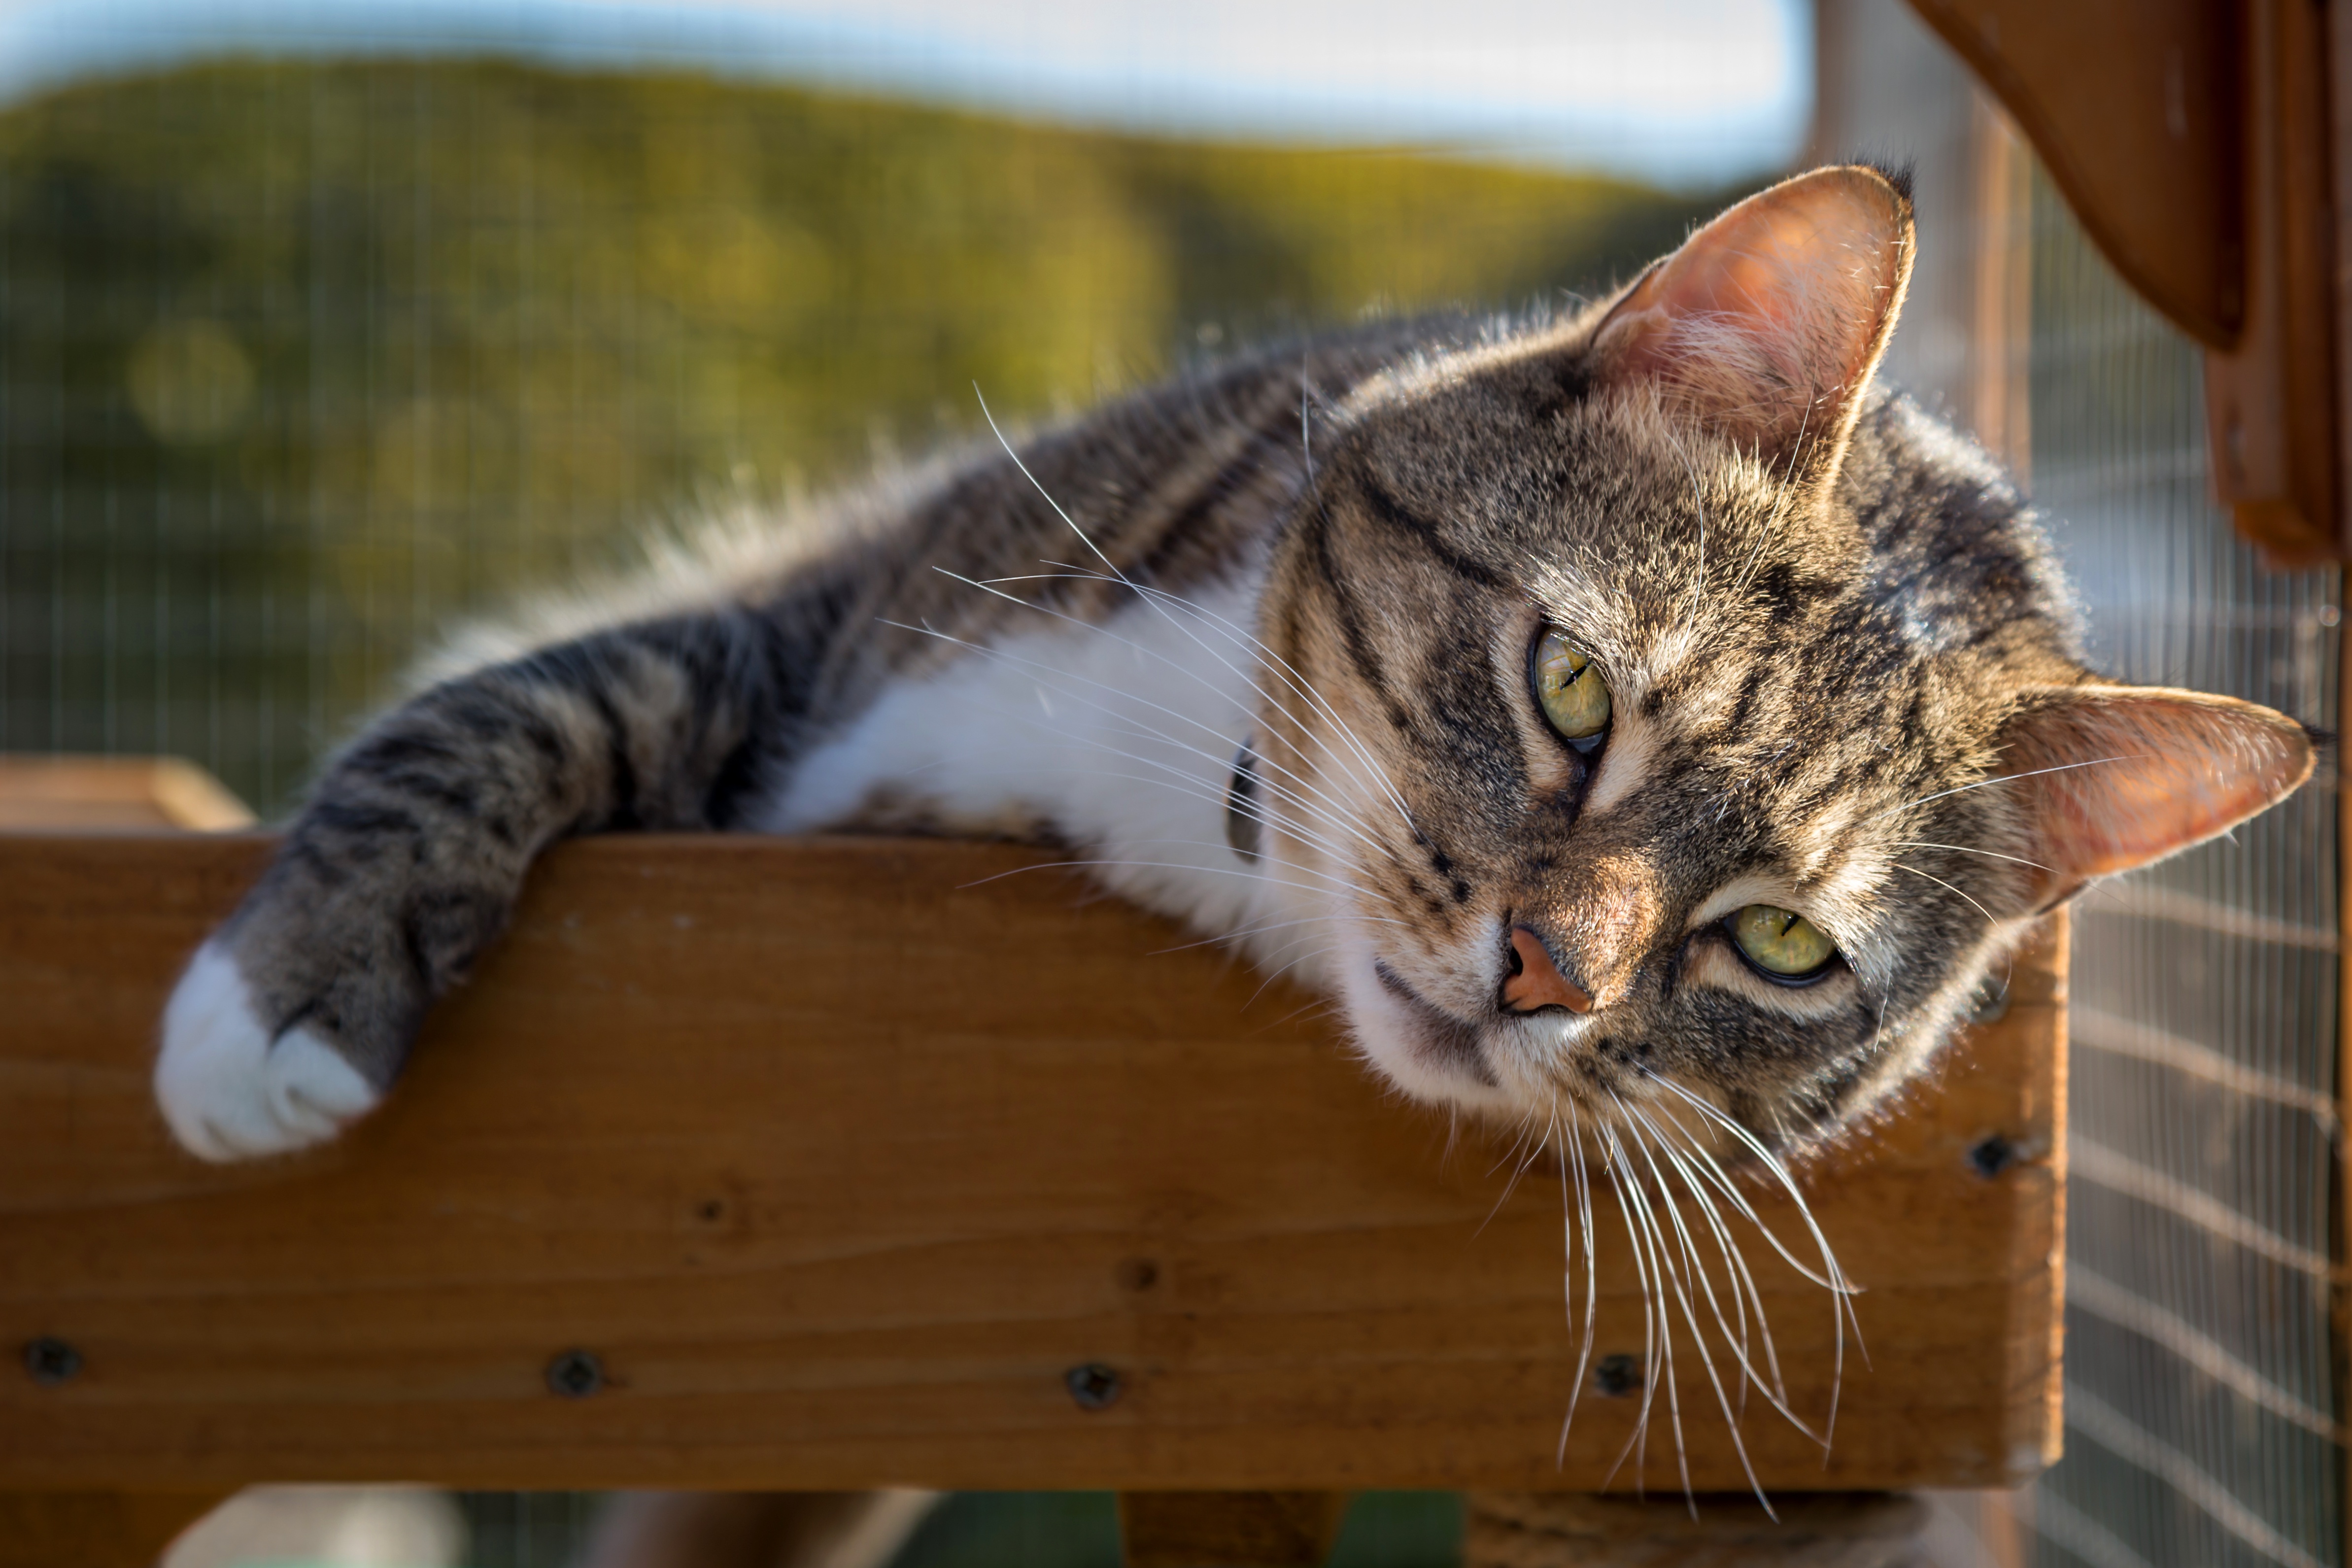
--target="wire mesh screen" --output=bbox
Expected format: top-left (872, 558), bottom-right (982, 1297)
top-left (0, 55), bottom-right (1716, 817)
top-left (2022, 171), bottom-right (2343, 1568)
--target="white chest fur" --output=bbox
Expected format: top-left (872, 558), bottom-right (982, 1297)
top-left (760, 570), bottom-right (1316, 963)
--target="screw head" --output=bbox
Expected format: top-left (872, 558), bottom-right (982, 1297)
top-left (545, 1348), bottom-right (606, 1398)
top-left (1969, 1134), bottom-right (2017, 1179)
top-left (1593, 1353), bottom-right (1642, 1398)
top-left (1064, 1362), bottom-right (1123, 1410)
top-left (23, 1336), bottom-right (81, 1387)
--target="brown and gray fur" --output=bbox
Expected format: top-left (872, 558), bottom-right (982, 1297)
top-left (154, 167), bottom-right (2311, 1523)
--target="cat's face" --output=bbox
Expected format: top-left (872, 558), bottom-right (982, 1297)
top-left (1250, 167), bottom-right (2312, 1151)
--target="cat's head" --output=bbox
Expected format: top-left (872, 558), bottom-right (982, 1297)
top-left (1252, 165), bottom-right (2313, 1151)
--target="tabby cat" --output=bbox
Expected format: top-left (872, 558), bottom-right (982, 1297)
top-left (156, 164), bottom-right (2307, 1219)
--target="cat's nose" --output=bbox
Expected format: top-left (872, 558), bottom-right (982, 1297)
top-left (1500, 924), bottom-right (1593, 1014)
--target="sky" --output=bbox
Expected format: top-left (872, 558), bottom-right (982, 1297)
top-left (0, 0), bottom-right (1812, 187)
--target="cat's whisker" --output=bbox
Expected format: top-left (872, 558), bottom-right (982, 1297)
top-left (1555, 1098), bottom-right (1602, 1465)
top-left (1643, 1076), bottom-right (1864, 1448)
top-left (1659, 1114), bottom-right (1795, 1416)
top-left (892, 701), bottom-right (1375, 879)
top-left (960, 857), bottom-right (1372, 914)
top-left (1626, 1101), bottom-right (1819, 1445)
top-left (1019, 742), bottom-right (1370, 869)
top-left (1110, 572), bottom-right (1416, 833)
top-left (1240, 941), bottom-right (1341, 1005)
top-left (1891, 839), bottom-right (2055, 873)
top-left (1608, 1112), bottom-right (1693, 1507)
top-left (1615, 1096), bottom-right (1774, 1514)
top-left (1890, 861), bottom-right (1999, 929)
top-left (1594, 1119), bottom-right (1664, 1496)
top-left (1636, 1087), bottom-right (1848, 1295)
top-left (1048, 565), bottom-right (1417, 839)
top-left (1479, 1109), bottom-right (1564, 1237)
top-left (896, 585), bottom-right (1393, 856)
top-left (1251, 995), bottom-right (1341, 1034)
top-left (886, 607), bottom-right (1395, 861)
top-left (1858, 754), bottom-right (2147, 826)
top-left (945, 398), bottom-right (1414, 846)
top-left (988, 564), bottom-right (1412, 831)
top-left (1146, 912), bottom-right (1407, 958)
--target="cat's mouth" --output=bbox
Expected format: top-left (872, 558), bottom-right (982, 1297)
top-left (1370, 959), bottom-right (1500, 1088)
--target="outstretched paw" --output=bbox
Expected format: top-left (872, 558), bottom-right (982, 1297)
top-left (155, 944), bottom-right (381, 1162)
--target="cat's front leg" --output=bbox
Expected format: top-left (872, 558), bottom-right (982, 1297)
top-left (156, 611), bottom-right (792, 1161)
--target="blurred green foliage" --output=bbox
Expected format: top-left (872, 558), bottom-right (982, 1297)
top-left (0, 58), bottom-right (1733, 809)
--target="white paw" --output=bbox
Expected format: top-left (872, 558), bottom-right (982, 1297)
top-left (155, 943), bottom-right (381, 1162)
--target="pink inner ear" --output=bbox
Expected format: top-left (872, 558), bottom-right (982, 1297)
top-left (2007, 688), bottom-right (2314, 892)
top-left (1598, 167), bottom-right (1910, 456)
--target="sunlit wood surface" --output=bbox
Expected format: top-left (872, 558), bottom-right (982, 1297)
top-left (0, 831), bottom-right (2063, 1493)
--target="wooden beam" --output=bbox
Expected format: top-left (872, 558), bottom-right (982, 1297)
top-left (1911, 0), bottom-right (2347, 561)
top-left (0, 834), bottom-right (2064, 1493)
top-left (2202, 0), bottom-right (2343, 564)
top-left (1906, 0), bottom-right (2245, 353)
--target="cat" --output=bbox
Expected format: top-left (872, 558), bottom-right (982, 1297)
top-left (149, 173), bottom-right (2310, 1485)
top-left (153, 162), bottom-right (2311, 1172)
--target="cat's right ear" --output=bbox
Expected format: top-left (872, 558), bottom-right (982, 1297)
top-left (1993, 685), bottom-right (2316, 910)
top-left (1590, 164), bottom-right (1914, 478)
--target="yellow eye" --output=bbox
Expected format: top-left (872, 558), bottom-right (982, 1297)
top-left (1730, 904), bottom-right (1837, 981)
top-left (1532, 627), bottom-right (1611, 744)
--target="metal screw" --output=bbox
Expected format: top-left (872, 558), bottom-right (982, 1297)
top-left (545, 1349), bottom-right (606, 1399)
top-left (22, 1336), bottom-right (81, 1387)
top-left (1064, 1363), bottom-right (1123, 1411)
top-left (1593, 1353), bottom-right (1642, 1398)
top-left (1969, 1134), bottom-right (2016, 1179)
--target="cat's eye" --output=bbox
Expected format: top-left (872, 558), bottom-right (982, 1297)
top-left (1532, 627), bottom-right (1611, 748)
top-left (1728, 904), bottom-right (1837, 983)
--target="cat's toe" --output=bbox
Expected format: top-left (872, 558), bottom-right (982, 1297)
top-left (155, 943), bottom-right (381, 1162)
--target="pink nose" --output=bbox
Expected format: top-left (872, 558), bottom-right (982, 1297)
top-left (1501, 925), bottom-right (1593, 1014)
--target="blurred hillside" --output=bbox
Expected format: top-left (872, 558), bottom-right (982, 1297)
top-left (0, 58), bottom-right (1737, 810)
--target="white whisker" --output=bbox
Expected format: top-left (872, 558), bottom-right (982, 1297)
top-left (1858, 754), bottom-right (2144, 827)
top-left (1890, 861), bottom-right (1999, 928)
top-left (886, 603), bottom-right (1394, 861)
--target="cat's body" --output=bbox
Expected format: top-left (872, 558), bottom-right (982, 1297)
top-left (156, 169), bottom-right (2312, 1180)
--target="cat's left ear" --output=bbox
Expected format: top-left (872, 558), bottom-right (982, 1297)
top-left (1592, 164), bottom-right (1913, 477)
top-left (1995, 685), bottom-right (2316, 910)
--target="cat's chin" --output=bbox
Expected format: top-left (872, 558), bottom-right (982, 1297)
top-left (1334, 949), bottom-right (1526, 1118)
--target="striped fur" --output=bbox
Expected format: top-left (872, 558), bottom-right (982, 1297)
top-left (157, 169), bottom-right (2310, 1177)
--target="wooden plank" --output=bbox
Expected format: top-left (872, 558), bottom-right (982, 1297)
top-left (1906, 0), bottom-right (2244, 353)
top-left (0, 756), bottom-right (254, 833)
top-left (2202, 0), bottom-right (2343, 564)
top-left (0, 833), bottom-right (2064, 1493)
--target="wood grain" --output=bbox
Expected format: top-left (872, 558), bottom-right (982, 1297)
top-left (0, 833), bottom-right (2064, 1493)
top-left (0, 756), bottom-right (254, 832)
